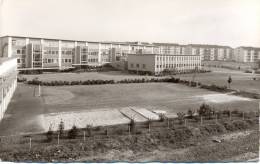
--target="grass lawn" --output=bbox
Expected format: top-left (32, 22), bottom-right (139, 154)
top-left (177, 68), bottom-right (260, 94)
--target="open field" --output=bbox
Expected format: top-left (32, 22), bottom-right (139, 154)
top-left (177, 67), bottom-right (260, 94)
top-left (0, 82), bottom-right (258, 136)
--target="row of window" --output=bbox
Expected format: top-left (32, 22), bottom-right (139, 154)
top-left (156, 56), bottom-right (200, 61)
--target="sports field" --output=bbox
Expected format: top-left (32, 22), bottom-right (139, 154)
top-left (0, 82), bottom-right (258, 136)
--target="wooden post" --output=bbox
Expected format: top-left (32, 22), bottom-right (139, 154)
top-left (215, 115), bottom-right (218, 124)
top-left (167, 118), bottom-right (170, 129)
top-left (57, 134), bottom-right (60, 145)
top-left (242, 112), bottom-right (245, 120)
top-left (184, 119), bottom-right (187, 126)
top-left (29, 138), bottom-right (32, 151)
top-left (200, 116), bottom-right (203, 125)
top-left (83, 131), bottom-right (86, 142)
top-left (128, 124), bottom-right (131, 135)
top-left (229, 110), bottom-right (231, 120)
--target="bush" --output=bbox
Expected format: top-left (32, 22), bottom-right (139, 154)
top-left (58, 120), bottom-right (65, 137)
top-left (68, 125), bottom-right (78, 139)
top-left (46, 126), bottom-right (54, 142)
top-left (187, 109), bottom-right (195, 119)
top-left (177, 112), bottom-right (185, 125)
top-left (86, 125), bottom-right (93, 137)
top-left (221, 121), bottom-right (235, 131)
top-left (199, 124), bottom-right (226, 135)
top-left (198, 103), bottom-right (214, 119)
top-left (232, 120), bottom-right (249, 130)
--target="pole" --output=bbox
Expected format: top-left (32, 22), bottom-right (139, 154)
top-left (167, 118), bottom-right (169, 129)
top-left (57, 134), bottom-right (60, 145)
top-left (200, 116), bottom-right (203, 125)
top-left (184, 119), bottom-right (187, 126)
top-left (38, 84), bottom-right (41, 97)
top-left (83, 131), bottom-right (85, 142)
top-left (215, 115), bottom-right (218, 124)
top-left (229, 110), bottom-right (231, 120)
top-left (29, 138), bottom-right (32, 151)
top-left (128, 124), bottom-right (131, 135)
top-left (242, 112), bottom-right (244, 120)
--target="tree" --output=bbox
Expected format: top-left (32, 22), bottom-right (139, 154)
top-left (177, 112), bottom-right (185, 125)
top-left (46, 125), bottom-right (54, 142)
top-left (187, 109), bottom-right (195, 119)
top-left (58, 119), bottom-right (65, 137)
top-left (198, 103), bottom-right (214, 119)
top-left (227, 75), bottom-right (232, 89)
top-left (68, 125), bottom-right (79, 139)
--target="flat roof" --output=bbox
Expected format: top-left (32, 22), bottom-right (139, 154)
top-left (129, 54), bottom-right (200, 57)
top-left (0, 35), bottom-right (156, 47)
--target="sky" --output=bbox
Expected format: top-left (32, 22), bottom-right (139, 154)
top-left (0, 0), bottom-right (259, 47)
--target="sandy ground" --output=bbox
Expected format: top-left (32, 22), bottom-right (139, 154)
top-left (194, 93), bottom-right (251, 103)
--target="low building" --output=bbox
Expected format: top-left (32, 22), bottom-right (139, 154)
top-left (233, 47), bottom-right (260, 63)
top-left (128, 54), bottom-right (201, 75)
top-left (0, 57), bottom-right (17, 122)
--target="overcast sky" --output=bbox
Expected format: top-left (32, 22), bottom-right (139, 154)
top-left (0, 0), bottom-right (259, 47)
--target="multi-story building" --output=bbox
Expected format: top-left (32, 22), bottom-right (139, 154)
top-left (233, 47), bottom-right (260, 63)
top-left (128, 54), bottom-right (201, 75)
top-left (184, 44), bottom-right (233, 61)
top-left (0, 57), bottom-right (17, 122)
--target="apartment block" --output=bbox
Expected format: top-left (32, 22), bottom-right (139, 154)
top-left (0, 57), bottom-right (17, 122)
top-left (128, 54), bottom-right (201, 75)
top-left (184, 44), bottom-right (233, 61)
top-left (233, 47), bottom-right (260, 63)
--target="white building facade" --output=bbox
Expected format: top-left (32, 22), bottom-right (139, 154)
top-left (0, 57), bottom-right (17, 122)
top-left (128, 54), bottom-right (201, 75)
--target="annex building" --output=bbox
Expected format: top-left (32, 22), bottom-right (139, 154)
top-left (0, 57), bottom-right (17, 122)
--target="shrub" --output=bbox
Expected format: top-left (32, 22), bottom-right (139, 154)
top-left (177, 112), bottom-right (185, 125)
top-left (86, 125), bottom-right (93, 137)
top-left (198, 103), bottom-right (214, 119)
top-left (159, 113), bottom-right (166, 122)
top-left (199, 124), bottom-right (226, 136)
top-left (46, 126), bottom-right (54, 142)
top-left (58, 120), bottom-right (65, 137)
top-left (68, 125), bottom-right (79, 139)
top-left (187, 109), bottom-right (195, 119)
top-left (222, 121), bottom-right (235, 131)
top-left (232, 120), bottom-right (249, 130)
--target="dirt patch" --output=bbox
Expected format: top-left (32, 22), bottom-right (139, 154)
top-left (195, 94), bottom-right (251, 103)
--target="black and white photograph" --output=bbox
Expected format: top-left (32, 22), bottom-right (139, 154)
top-left (0, 0), bottom-right (259, 163)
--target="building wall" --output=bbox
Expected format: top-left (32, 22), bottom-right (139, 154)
top-left (128, 54), bottom-right (201, 75)
top-left (0, 58), bottom-right (17, 122)
top-left (233, 47), bottom-right (260, 63)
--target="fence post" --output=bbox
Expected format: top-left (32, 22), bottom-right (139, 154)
top-left (200, 116), bottom-right (203, 125)
top-left (128, 124), bottom-right (131, 135)
top-left (83, 131), bottom-right (86, 142)
top-left (215, 115), bottom-right (218, 124)
top-left (184, 119), bottom-right (187, 126)
top-left (229, 110), bottom-right (231, 120)
top-left (242, 112), bottom-right (245, 120)
top-left (167, 118), bottom-right (170, 129)
top-left (57, 134), bottom-right (60, 145)
top-left (29, 138), bottom-right (32, 151)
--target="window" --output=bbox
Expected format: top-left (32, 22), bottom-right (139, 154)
top-left (131, 64), bottom-right (134, 68)
top-left (17, 58), bottom-right (21, 63)
top-left (143, 64), bottom-right (146, 68)
top-left (17, 50), bottom-right (21, 54)
top-left (136, 64), bottom-right (139, 68)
